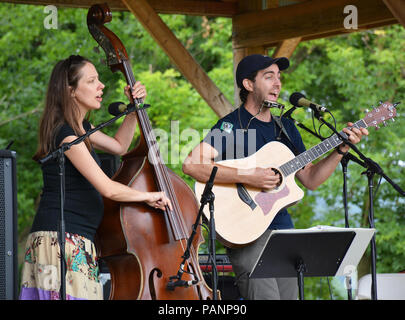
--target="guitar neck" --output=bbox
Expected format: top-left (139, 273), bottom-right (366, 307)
top-left (280, 119), bottom-right (367, 177)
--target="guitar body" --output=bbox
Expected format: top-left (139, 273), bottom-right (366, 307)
top-left (195, 141), bottom-right (304, 248)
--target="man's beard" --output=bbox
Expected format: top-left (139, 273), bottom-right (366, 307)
top-left (251, 89), bottom-right (266, 110)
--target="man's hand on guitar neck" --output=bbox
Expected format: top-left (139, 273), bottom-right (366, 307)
top-left (338, 121), bottom-right (369, 154)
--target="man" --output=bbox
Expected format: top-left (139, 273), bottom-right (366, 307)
top-left (182, 54), bottom-right (368, 300)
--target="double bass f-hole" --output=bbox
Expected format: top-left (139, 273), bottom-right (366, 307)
top-left (87, 3), bottom-right (214, 300)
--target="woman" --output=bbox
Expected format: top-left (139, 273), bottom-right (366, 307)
top-left (19, 55), bottom-right (172, 300)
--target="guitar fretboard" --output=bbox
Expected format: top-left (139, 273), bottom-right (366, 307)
top-left (280, 119), bottom-right (367, 176)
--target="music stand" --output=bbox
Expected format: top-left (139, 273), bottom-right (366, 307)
top-left (250, 227), bottom-right (375, 300)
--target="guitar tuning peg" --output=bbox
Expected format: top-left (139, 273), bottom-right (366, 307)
top-left (379, 101), bottom-right (383, 105)
top-left (391, 118), bottom-right (395, 122)
top-left (383, 121), bottom-right (387, 127)
top-left (375, 125), bottom-right (380, 130)
top-left (365, 109), bottom-right (369, 113)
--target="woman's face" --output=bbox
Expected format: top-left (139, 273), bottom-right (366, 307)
top-left (72, 62), bottom-right (105, 114)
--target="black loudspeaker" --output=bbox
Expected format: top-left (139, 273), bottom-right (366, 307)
top-left (0, 150), bottom-right (18, 300)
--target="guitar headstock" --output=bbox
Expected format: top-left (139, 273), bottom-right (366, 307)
top-left (364, 101), bottom-right (399, 129)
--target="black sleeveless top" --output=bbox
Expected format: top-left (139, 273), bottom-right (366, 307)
top-left (31, 120), bottom-right (104, 241)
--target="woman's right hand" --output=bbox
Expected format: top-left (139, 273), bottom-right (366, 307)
top-left (145, 191), bottom-right (173, 211)
top-left (124, 81), bottom-right (147, 103)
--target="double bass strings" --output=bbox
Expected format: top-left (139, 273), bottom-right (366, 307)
top-left (123, 60), bottom-right (205, 285)
top-left (121, 60), bottom-right (183, 237)
top-left (134, 87), bottom-right (204, 281)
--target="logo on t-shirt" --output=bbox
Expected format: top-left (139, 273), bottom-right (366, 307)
top-left (220, 122), bottom-right (233, 134)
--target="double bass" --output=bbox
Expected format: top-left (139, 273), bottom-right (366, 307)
top-left (87, 3), bottom-right (214, 300)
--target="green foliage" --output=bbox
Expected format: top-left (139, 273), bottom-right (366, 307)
top-left (0, 3), bottom-right (404, 299)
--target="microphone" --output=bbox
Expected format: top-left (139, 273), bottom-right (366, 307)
top-left (289, 92), bottom-right (329, 113)
top-left (166, 279), bottom-right (198, 291)
top-left (108, 101), bottom-right (150, 116)
top-left (203, 166), bottom-right (217, 195)
top-left (200, 166), bottom-right (217, 204)
top-left (108, 101), bottom-right (128, 116)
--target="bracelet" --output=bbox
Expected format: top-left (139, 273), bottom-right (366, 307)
top-left (336, 146), bottom-right (349, 156)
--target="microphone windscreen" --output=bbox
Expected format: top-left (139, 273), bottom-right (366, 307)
top-left (289, 92), bottom-right (305, 106)
top-left (108, 102), bottom-right (126, 116)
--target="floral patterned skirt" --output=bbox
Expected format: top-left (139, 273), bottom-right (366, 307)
top-left (19, 231), bottom-right (103, 300)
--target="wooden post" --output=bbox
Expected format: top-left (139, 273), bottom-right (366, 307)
top-left (232, 0), bottom-right (267, 107)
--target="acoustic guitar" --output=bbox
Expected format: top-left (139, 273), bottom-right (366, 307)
top-left (195, 102), bottom-right (398, 247)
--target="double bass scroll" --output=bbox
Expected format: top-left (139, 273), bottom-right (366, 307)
top-left (87, 3), bottom-right (215, 300)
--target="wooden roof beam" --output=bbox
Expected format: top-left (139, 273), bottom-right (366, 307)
top-left (122, 0), bottom-right (234, 117)
top-left (273, 37), bottom-right (301, 59)
top-left (232, 0), bottom-right (397, 49)
top-left (232, 0), bottom-right (266, 107)
top-left (383, 0), bottom-right (405, 28)
top-left (0, 0), bottom-right (238, 16)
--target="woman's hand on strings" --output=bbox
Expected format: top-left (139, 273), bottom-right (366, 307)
top-left (145, 191), bottom-right (173, 211)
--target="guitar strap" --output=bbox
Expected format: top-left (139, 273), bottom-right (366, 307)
top-left (272, 115), bottom-right (301, 157)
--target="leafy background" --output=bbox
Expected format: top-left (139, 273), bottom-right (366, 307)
top-left (0, 3), bottom-right (404, 299)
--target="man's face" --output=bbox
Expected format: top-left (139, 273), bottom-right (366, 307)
top-left (250, 63), bottom-right (281, 104)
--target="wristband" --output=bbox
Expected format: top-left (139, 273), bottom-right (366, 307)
top-left (336, 146), bottom-right (349, 156)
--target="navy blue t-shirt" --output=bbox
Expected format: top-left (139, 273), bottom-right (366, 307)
top-left (203, 105), bottom-right (306, 229)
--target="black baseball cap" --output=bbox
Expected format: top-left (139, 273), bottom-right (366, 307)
top-left (236, 54), bottom-right (290, 88)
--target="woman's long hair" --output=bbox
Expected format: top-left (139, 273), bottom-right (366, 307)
top-left (33, 55), bottom-right (92, 161)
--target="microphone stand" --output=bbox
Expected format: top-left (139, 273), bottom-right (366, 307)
top-left (284, 113), bottom-right (366, 300)
top-left (340, 152), bottom-right (369, 300)
top-left (283, 112), bottom-right (323, 141)
top-left (38, 103), bottom-right (144, 300)
top-left (312, 110), bottom-right (405, 300)
top-left (207, 168), bottom-right (218, 300)
top-left (166, 166), bottom-right (218, 299)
